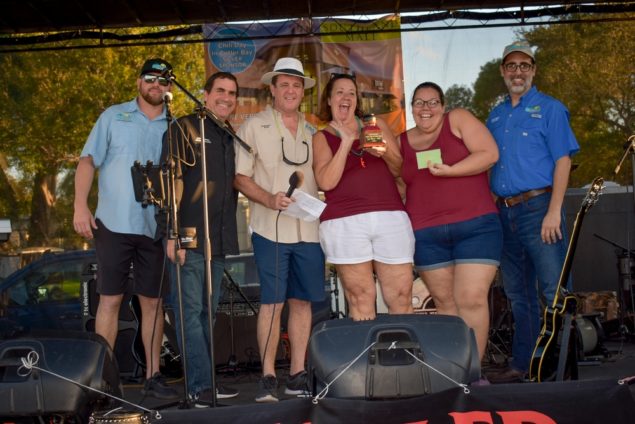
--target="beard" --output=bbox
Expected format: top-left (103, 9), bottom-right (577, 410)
top-left (140, 89), bottom-right (164, 106)
top-left (504, 74), bottom-right (533, 96)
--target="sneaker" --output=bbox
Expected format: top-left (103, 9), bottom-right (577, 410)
top-left (285, 370), bottom-right (310, 397)
top-left (255, 374), bottom-right (279, 403)
top-left (190, 389), bottom-right (214, 408)
top-left (141, 372), bottom-right (179, 400)
top-left (216, 385), bottom-right (239, 399)
top-left (189, 385), bottom-right (239, 407)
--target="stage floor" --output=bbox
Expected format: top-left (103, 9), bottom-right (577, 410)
top-left (123, 335), bottom-right (635, 411)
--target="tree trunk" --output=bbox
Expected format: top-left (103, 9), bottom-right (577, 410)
top-left (0, 153), bottom-right (19, 218)
top-left (28, 170), bottom-right (57, 246)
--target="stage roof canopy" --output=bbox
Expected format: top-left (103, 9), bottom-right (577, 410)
top-left (2, 0), bottom-right (634, 35)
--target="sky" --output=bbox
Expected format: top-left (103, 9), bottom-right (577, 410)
top-left (401, 24), bottom-right (520, 128)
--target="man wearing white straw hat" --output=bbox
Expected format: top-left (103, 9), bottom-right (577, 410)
top-left (235, 57), bottom-right (325, 402)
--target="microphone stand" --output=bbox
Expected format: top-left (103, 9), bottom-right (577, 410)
top-left (611, 134), bottom-right (635, 337)
top-left (165, 72), bottom-right (252, 155)
top-left (163, 95), bottom-right (192, 406)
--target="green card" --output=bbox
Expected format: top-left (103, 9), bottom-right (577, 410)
top-left (416, 149), bottom-right (443, 169)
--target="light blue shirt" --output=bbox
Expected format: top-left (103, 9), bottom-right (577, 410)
top-left (81, 98), bottom-right (167, 237)
top-left (487, 86), bottom-right (579, 197)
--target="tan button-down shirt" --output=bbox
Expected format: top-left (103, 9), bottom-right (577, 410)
top-left (235, 106), bottom-right (320, 243)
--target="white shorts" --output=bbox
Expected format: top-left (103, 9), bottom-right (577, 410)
top-left (319, 211), bottom-right (415, 265)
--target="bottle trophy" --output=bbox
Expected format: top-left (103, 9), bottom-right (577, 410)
top-left (360, 114), bottom-right (385, 149)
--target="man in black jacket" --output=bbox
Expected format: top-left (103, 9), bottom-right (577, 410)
top-left (161, 72), bottom-right (240, 406)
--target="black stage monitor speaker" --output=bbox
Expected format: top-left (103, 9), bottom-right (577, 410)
top-left (308, 314), bottom-right (480, 399)
top-left (0, 331), bottom-right (121, 422)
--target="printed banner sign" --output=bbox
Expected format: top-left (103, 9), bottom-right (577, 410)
top-left (203, 17), bottom-right (405, 134)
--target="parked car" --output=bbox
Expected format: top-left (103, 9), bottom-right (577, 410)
top-left (0, 250), bottom-right (261, 333)
top-left (0, 249), bottom-right (262, 375)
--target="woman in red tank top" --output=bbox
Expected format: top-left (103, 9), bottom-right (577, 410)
top-left (399, 82), bottom-right (502, 365)
top-left (312, 74), bottom-right (415, 321)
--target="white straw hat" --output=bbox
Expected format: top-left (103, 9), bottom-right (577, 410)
top-left (261, 57), bottom-right (316, 89)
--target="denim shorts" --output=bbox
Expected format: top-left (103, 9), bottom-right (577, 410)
top-left (413, 213), bottom-right (503, 271)
top-left (252, 232), bottom-right (326, 304)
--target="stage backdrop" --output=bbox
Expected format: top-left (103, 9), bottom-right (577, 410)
top-left (203, 16), bottom-right (405, 134)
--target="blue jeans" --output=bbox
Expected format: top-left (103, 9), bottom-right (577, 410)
top-left (498, 192), bottom-right (569, 372)
top-left (169, 251), bottom-right (225, 395)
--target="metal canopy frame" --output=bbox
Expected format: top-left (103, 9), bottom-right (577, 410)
top-left (1, 2), bottom-right (634, 52)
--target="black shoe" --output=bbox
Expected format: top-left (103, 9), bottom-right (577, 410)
top-left (255, 375), bottom-right (279, 403)
top-left (284, 370), bottom-right (310, 397)
top-left (141, 372), bottom-right (179, 400)
top-left (487, 367), bottom-right (525, 384)
top-left (217, 385), bottom-right (239, 399)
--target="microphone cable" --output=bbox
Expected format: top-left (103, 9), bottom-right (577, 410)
top-left (260, 211), bottom-right (283, 376)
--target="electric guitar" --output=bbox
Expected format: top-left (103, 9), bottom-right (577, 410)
top-left (528, 177), bottom-right (604, 382)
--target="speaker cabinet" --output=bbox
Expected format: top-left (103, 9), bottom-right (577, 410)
top-left (308, 314), bottom-right (480, 399)
top-left (0, 331), bottom-right (121, 421)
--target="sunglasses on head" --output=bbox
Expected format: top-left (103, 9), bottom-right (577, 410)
top-left (330, 73), bottom-right (356, 81)
top-left (142, 74), bottom-right (170, 86)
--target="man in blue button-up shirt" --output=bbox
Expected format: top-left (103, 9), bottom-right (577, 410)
top-left (486, 41), bottom-right (579, 383)
top-left (73, 58), bottom-right (178, 400)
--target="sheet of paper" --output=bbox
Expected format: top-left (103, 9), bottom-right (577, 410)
top-left (416, 149), bottom-right (443, 169)
top-left (281, 189), bottom-right (326, 222)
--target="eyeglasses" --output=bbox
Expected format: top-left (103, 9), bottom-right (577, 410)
top-left (281, 138), bottom-right (309, 166)
top-left (503, 62), bottom-right (534, 73)
top-left (142, 74), bottom-right (170, 86)
top-left (412, 99), bottom-right (442, 109)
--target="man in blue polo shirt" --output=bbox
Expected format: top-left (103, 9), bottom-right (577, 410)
top-left (74, 58), bottom-right (178, 399)
top-left (486, 41), bottom-right (580, 383)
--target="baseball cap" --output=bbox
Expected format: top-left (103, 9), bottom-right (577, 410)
top-left (139, 58), bottom-right (172, 76)
top-left (502, 40), bottom-right (535, 61)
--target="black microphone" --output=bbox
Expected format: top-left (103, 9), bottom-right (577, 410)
top-left (285, 170), bottom-right (304, 198)
top-left (163, 92), bottom-right (173, 104)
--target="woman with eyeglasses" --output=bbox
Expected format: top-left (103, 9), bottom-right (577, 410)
top-left (399, 81), bottom-right (501, 362)
top-left (312, 73), bottom-right (415, 321)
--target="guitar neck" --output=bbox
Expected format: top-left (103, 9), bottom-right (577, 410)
top-left (551, 177), bottom-right (604, 308)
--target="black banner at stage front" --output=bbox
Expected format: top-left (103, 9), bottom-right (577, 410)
top-left (152, 379), bottom-right (634, 424)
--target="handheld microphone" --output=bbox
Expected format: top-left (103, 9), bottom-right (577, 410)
top-left (285, 170), bottom-right (304, 198)
top-left (163, 92), bottom-right (173, 104)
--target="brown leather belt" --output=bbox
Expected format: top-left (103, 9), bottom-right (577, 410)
top-left (498, 187), bottom-right (552, 208)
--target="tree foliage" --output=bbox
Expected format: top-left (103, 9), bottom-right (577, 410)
top-left (445, 84), bottom-right (474, 113)
top-left (0, 32), bottom-right (206, 251)
top-left (472, 16), bottom-right (635, 187)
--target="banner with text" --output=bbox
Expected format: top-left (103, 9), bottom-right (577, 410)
top-left (203, 16), bottom-right (405, 134)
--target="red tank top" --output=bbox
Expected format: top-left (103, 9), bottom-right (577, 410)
top-left (320, 130), bottom-right (404, 221)
top-left (400, 113), bottom-right (497, 230)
